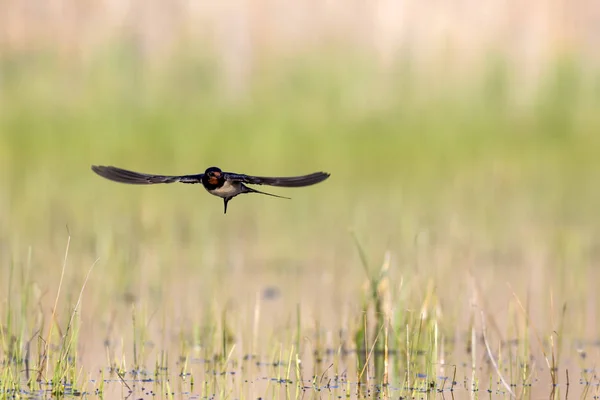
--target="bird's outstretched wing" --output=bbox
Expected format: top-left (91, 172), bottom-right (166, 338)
top-left (224, 171), bottom-right (330, 187)
top-left (91, 165), bottom-right (203, 184)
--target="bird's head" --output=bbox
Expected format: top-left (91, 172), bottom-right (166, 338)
top-left (205, 167), bottom-right (223, 185)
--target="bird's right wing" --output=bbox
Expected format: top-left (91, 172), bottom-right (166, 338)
top-left (91, 165), bottom-right (203, 185)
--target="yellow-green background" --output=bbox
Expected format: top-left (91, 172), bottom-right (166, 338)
top-left (1, 41), bottom-right (600, 397)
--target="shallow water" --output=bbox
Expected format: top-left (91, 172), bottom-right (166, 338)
top-left (5, 339), bottom-right (598, 400)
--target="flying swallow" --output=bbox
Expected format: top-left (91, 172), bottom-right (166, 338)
top-left (91, 165), bottom-right (330, 214)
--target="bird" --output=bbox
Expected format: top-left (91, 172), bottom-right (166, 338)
top-left (91, 165), bottom-right (330, 214)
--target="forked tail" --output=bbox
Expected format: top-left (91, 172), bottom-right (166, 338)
top-left (243, 186), bottom-right (291, 200)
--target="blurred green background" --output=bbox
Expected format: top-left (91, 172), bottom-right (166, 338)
top-left (2, 51), bottom-right (599, 263)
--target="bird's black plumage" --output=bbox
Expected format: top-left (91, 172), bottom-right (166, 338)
top-left (225, 172), bottom-right (330, 187)
top-left (91, 165), bottom-right (330, 214)
top-left (91, 165), bottom-right (202, 185)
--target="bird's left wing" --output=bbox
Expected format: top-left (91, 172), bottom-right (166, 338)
top-left (224, 171), bottom-right (330, 187)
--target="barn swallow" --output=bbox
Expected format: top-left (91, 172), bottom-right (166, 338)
top-left (91, 165), bottom-right (330, 214)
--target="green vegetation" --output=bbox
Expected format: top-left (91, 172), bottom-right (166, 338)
top-left (0, 51), bottom-right (599, 398)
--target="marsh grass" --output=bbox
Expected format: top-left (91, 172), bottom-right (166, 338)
top-left (0, 49), bottom-right (600, 398)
